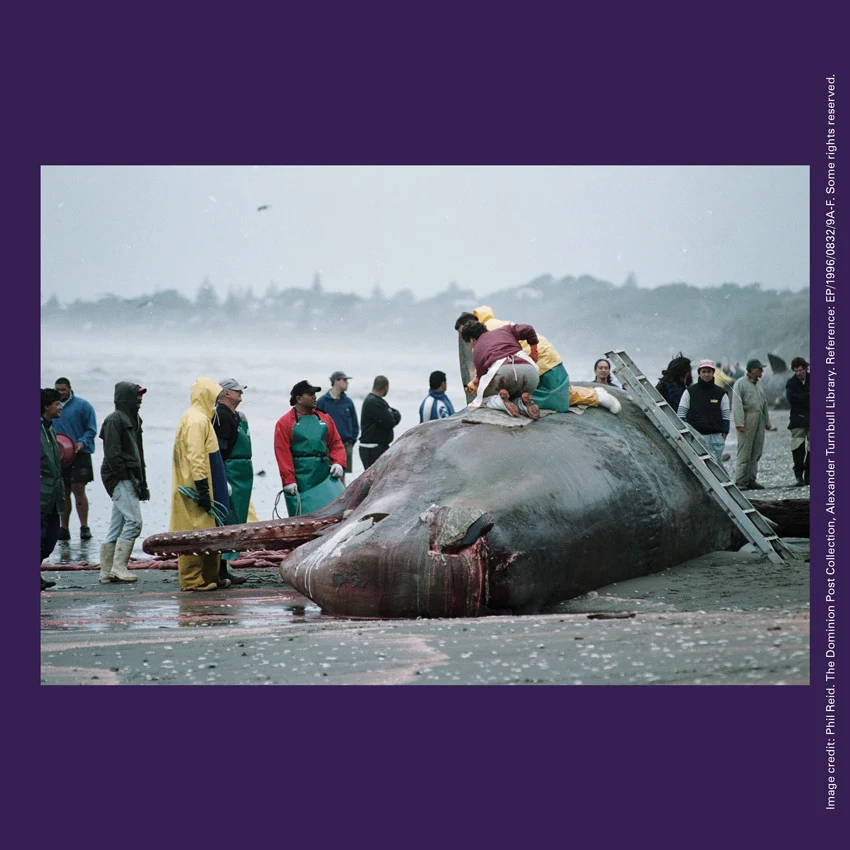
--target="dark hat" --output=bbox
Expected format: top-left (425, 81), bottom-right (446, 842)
top-left (329, 371), bottom-right (352, 384)
top-left (291, 380), bottom-right (322, 397)
top-left (746, 358), bottom-right (766, 371)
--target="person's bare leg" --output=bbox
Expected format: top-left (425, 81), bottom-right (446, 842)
top-left (71, 482), bottom-right (89, 527)
top-left (60, 483), bottom-right (72, 534)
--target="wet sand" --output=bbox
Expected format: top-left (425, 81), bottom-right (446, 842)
top-left (40, 424), bottom-right (811, 685)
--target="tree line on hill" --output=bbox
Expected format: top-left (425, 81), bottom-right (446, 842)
top-left (41, 273), bottom-right (809, 374)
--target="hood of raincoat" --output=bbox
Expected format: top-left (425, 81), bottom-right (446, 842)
top-left (190, 377), bottom-right (222, 418)
top-left (474, 305), bottom-right (496, 324)
top-left (113, 381), bottom-right (144, 421)
top-left (167, 377), bottom-right (223, 534)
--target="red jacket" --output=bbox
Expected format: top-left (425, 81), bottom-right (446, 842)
top-left (274, 409), bottom-right (347, 486)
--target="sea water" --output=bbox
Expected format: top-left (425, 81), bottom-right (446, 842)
top-left (41, 326), bottom-right (469, 555)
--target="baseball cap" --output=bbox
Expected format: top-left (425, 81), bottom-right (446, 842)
top-left (291, 380), bottom-right (322, 397)
top-left (746, 359), bottom-right (766, 371)
top-left (219, 378), bottom-right (247, 392)
top-left (330, 371), bottom-right (352, 383)
top-left (696, 360), bottom-right (715, 371)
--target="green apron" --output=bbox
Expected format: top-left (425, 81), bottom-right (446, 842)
top-left (222, 417), bottom-right (254, 563)
top-left (284, 413), bottom-right (344, 517)
top-left (533, 362), bottom-right (572, 412)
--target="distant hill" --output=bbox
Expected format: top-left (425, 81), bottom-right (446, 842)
top-left (471, 275), bottom-right (809, 381)
top-left (41, 275), bottom-right (809, 382)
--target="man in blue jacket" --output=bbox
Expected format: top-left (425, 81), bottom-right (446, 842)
top-left (53, 377), bottom-right (97, 540)
top-left (316, 371), bottom-right (359, 484)
top-left (419, 371), bottom-right (456, 422)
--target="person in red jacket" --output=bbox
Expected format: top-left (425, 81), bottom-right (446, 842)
top-left (274, 380), bottom-right (347, 516)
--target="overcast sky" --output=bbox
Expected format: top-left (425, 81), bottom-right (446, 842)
top-left (40, 165), bottom-right (809, 303)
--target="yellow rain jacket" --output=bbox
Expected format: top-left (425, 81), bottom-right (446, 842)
top-left (169, 377), bottom-right (223, 533)
top-left (714, 365), bottom-right (735, 391)
top-left (473, 305), bottom-right (562, 376)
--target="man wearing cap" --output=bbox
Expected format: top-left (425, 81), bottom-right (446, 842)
top-left (274, 380), bottom-right (347, 516)
top-left (97, 382), bottom-right (150, 583)
top-left (40, 388), bottom-right (65, 591)
top-left (53, 377), bottom-right (98, 541)
top-left (731, 359), bottom-right (774, 490)
top-left (212, 378), bottom-right (253, 584)
top-left (785, 357), bottom-right (810, 486)
top-left (316, 371), bottom-right (359, 484)
top-left (677, 360), bottom-right (730, 467)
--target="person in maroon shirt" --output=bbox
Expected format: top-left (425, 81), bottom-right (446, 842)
top-left (461, 321), bottom-right (541, 419)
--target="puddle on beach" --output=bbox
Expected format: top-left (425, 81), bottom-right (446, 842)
top-left (40, 590), bottom-right (322, 632)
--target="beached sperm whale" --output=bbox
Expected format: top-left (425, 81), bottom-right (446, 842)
top-left (144, 383), bottom-right (749, 618)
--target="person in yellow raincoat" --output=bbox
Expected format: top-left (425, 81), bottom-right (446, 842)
top-left (455, 307), bottom-right (620, 413)
top-left (713, 362), bottom-right (735, 393)
top-left (169, 377), bottom-right (229, 591)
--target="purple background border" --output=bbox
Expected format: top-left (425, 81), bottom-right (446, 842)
top-left (14, 14), bottom-right (844, 843)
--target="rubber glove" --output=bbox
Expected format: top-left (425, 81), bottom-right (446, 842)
top-left (283, 483), bottom-right (298, 495)
top-left (194, 479), bottom-right (212, 511)
top-left (330, 463), bottom-right (344, 479)
top-left (529, 344), bottom-right (539, 363)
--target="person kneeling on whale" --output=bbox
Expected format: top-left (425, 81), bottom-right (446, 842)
top-left (455, 308), bottom-right (620, 414)
top-left (461, 321), bottom-right (542, 418)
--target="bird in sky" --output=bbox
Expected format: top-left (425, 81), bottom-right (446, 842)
top-left (257, 204), bottom-right (271, 212)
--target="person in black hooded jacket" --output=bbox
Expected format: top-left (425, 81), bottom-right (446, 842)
top-left (98, 381), bottom-right (149, 583)
top-left (785, 356), bottom-right (810, 486)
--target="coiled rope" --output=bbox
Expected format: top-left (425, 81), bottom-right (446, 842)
top-left (178, 485), bottom-right (230, 526)
top-left (272, 488), bottom-right (301, 518)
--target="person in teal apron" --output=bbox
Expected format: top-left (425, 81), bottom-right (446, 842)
top-left (224, 413), bottom-right (254, 525)
top-left (213, 378), bottom-right (254, 584)
top-left (274, 380), bottom-right (347, 517)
